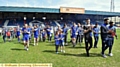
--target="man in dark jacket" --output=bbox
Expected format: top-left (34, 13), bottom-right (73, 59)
top-left (101, 18), bottom-right (112, 58)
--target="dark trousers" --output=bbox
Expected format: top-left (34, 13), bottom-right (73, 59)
top-left (108, 38), bottom-right (114, 53)
top-left (10, 31), bottom-right (14, 39)
top-left (64, 35), bottom-right (67, 43)
top-left (39, 34), bottom-right (42, 42)
top-left (76, 35), bottom-right (83, 44)
top-left (0, 33), bottom-right (2, 36)
top-left (84, 37), bottom-right (93, 56)
top-left (3, 35), bottom-right (6, 42)
top-left (55, 45), bottom-right (59, 52)
top-left (11, 34), bottom-right (14, 39)
top-left (43, 37), bottom-right (46, 42)
top-left (81, 35), bottom-right (83, 42)
top-left (47, 34), bottom-right (52, 41)
top-left (94, 36), bottom-right (99, 48)
top-left (101, 38), bottom-right (109, 54)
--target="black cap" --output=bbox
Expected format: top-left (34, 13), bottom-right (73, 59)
top-left (86, 18), bottom-right (90, 20)
top-left (95, 22), bottom-right (98, 25)
top-left (104, 18), bottom-right (109, 21)
top-left (109, 21), bottom-right (114, 24)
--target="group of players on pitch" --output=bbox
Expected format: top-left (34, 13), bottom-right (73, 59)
top-left (1, 18), bottom-right (117, 58)
top-left (55, 18), bottom-right (117, 58)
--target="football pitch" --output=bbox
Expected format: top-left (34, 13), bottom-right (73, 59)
top-left (0, 30), bottom-right (120, 67)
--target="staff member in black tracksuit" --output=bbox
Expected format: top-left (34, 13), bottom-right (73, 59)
top-left (83, 19), bottom-right (93, 57)
top-left (101, 18), bottom-right (112, 58)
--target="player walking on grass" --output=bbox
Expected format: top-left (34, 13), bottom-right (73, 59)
top-left (46, 25), bottom-right (52, 42)
top-left (83, 19), bottom-right (93, 57)
top-left (22, 24), bottom-right (30, 51)
top-left (107, 21), bottom-right (117, 57)
top-left (101, 18), bottom-right (111, 58)
top-left (54, 31), bottom-right (60, 54)
top-left (93, 23), bottom-right (100, 48)
top-left (16, 25), bottom-right (21, 42)
top-left (70, 23), bottom-right (78, 47)
top-left (59, 30), bottom-right (65, 53)
top-left (41, 29), bottom-right (47, 42)
top-left (62, 24), bottom-right (69, 45)
top-left (76, 23), bottom-right (84, 45)
top-left (33, 25), bottom-right (39, 46)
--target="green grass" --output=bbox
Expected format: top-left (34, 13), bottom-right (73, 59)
top-left (0, 30), bottom-right (120, 67)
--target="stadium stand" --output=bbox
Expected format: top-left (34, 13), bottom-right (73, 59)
top-left (0, 6), bottom-right (120, 28)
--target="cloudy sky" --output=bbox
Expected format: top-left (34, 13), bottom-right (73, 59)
top-left (0, 0), bottom-right (120, 12)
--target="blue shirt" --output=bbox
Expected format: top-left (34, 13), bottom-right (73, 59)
top-left (71, 26), bottom-right (78, 35)
top-left (16, 27), bottom-right (21, 34)
top-left (42, 31), bottom-right (46, 37)
top-left (46, 28), bottom-right (51, 35)
top-left (108, 26), bottom-right (115, 31)
top-left (77, 26), bottom-right (84, 35)
top-left (34, 28), bottom-right (39, 36)
top-left (59, 33), bottom-right (64, 43)
top-left (28, 27), bottom-right (32, 34)
top-left (93, 26), bottom-right (100, 36)
top-left (108, 26), bottom-right (116, 37)
top-left (54, 35), bottom-right (59, 45)
top-left (22, 27), bottom-right (30, 37)
top-left (62, 27), bottom-right (68, 35)
top-left (90, 32), bottom-right (92, 37)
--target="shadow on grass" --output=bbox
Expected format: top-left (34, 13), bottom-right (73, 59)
top-left (46, 44), bottom-right (55, 46)
top-left (0, 41), bottom-right (13, 43)
top-left (61, 53), bottom-right (101, 57)
top-left (11, 48), bottom-right (25, 51)
top-left (68, 46), bottom-right (85, 49)
top-left (45, 41), bottom-right (55, 43)
top-left (14, 42), bottom-right (19, 44)
top-left (43, 50), bottom-right (55, 54)
top-left (0, 41), bottom-right (5, 44)
top-left (13, 42), bottom-right (35, 46)
top-left (29, 43), bottom-right (35, 46)
top-left (43, 50), bottom-right (101, 57)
